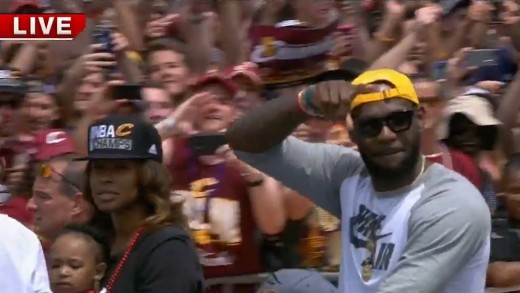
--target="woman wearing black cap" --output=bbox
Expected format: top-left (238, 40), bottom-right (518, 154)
top-left (82, 114), bottom-right (203, 293)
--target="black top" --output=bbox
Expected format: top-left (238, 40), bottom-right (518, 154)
top-left (101, 225), bottom-right (204, 293)
top-left (490, 217), bottom-right (520, 262)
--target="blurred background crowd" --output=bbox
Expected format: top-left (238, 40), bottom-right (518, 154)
top-left (1, 0), bottom-right (520, 292)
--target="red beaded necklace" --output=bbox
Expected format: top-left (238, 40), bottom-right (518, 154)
top-left (101, 227), bottom-right (144, 293)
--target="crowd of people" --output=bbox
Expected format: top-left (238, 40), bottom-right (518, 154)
top-left (1, 0), bottom-right (520, 292)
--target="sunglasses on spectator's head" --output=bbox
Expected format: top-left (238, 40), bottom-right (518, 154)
top-left (38, 163), bottom-right (80, 191)
top-left (354, 110), bottom-right (415, 138)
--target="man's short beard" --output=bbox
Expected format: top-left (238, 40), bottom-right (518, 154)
top-left (360, 138), bottom-right (422, 180)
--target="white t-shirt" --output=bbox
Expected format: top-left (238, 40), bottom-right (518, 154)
top-left (0, 214), bottom-right (51, 293)
top-left (237, 137), bottom-right (491, 293)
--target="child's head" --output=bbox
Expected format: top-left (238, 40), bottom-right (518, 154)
top-left (49, 224), bottom-right (109, 293)
top-left (502, 154), bottom-right (520, 221)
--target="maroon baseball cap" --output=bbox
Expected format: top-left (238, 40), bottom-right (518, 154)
top-left (192, 71), bottom-right (238, 97)
top-left (226, 62), bottom-right (263, 90)
top-left (33, 129), bottom-right (75, 162)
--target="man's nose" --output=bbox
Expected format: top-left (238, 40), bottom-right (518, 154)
top-left (160, 69), bottom-right (172, 79)
top-left (26, 197), bottom-right (37, 211)
top-left (378, 125), bottom-right (398, 141)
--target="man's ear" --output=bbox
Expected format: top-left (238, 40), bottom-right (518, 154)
top-left (416, 106), bottom-right (426, 131)
top-left (70, 192), bottom-right (84, 217)
top-left (346, 115), bottom-right (358, 145)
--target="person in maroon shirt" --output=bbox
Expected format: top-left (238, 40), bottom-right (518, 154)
top-left (167, 72), bottom-right (286, 293)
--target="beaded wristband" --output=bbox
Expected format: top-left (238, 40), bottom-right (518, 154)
top-left (297, 86), bottom-right (323, 118)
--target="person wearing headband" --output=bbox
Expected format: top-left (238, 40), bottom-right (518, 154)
top-left (227, 69), bottom-right (490, 293)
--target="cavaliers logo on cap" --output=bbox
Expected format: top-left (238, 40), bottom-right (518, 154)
top-left (261, 37), bottom-right (276, 58)
top-left (115, 123), bottom-right (134, 137)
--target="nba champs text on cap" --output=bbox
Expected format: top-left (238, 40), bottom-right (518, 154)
top-left (84, 115), bottom-right (163, 162)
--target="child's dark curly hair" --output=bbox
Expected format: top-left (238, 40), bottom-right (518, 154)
top-left (57, 224), bottom-right (110, 263)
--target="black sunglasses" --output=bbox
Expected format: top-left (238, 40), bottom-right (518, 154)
top-left (354, 110), bottom-right (415, 138)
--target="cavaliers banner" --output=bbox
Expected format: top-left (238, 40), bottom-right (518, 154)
top-left (249, 20), bottom-right (338, 89)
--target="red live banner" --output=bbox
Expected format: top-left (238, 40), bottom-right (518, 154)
top-left (0, 14), bottom-right (86, 41)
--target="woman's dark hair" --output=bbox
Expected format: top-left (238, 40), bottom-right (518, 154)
top-left (57, 224), bottom-right (110, 263)
top-left (84, 160), bottom-right (187, 234)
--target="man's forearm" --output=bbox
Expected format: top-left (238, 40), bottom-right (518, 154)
top-left (445, 19), bottom-right (473, 56)
top-left (184, 17), bottom-right (212, 75)
top-left (366, 15), bottom-right (403, 63)
top-left (369, 30), bottom-right (418, 70)
top-left (218, 0), bottom-right (242, 67)
top-left (9, 43), bottom-right (38, 74)
top-left (226, 94), bottom-right (308, 153)
top-left (113, 0), bottom-right (143, 52)
top-left (487, 262), bottom-right (520, 287)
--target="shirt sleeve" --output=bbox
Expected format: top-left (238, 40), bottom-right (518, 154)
top-left (32, 240), bottom-right (52, 293)
top-left (138, 238), bottom-right (203, 293)
top-left (377, 179), bottom-right (491, 293)
top-left (235, 136), bottom-right (364, 218)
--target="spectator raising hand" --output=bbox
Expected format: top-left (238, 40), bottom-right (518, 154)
top-left (112, 32), bottom-right (129, 52)
top-left (82, 44), bottom-right (116, 73)
top-left (385, 0), bottom-right (406, 19)
top-left (145, 14), bottom-right (179, 39)
top-left (329, 32), bottom-right (352, 58)
top-left (446, 47), bottom-right (474, 83)
top-left (414, 4), bottom-right (443, 28)
top-left (156, 92), bottom-right (214, 138)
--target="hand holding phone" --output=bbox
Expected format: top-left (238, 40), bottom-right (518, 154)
top-left (109, 84), bottom-right (145, 115)
top-left (92, 25), bottom-right (114, 53)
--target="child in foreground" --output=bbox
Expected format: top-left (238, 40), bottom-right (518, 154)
top-left (49, 224), bottom-right (108, 293)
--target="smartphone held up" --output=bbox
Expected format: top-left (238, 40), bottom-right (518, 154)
top-left (92, 24), bottom-right (114, 53)
top-left (189, 133), bottom-right (227, 156)
top-left (108, 84), bottom-right (146, 115)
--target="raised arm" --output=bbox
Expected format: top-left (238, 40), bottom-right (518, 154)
top-left (235, 137), bottom-right (363, 218)
top-left (226, 92), bottom-right (309, 153)
top-left (227, 81), bottom-right (364, 217)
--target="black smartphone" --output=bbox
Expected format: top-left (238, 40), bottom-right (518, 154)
top-left (110, 84), bottom-right (142, 101)
top-left (465, 49), bottom-right (499, 67)
top-left (188, 133), bottom-right (227, 156)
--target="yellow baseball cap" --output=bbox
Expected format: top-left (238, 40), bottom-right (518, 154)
top-left (350, 69), bottom-right (419, 110)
